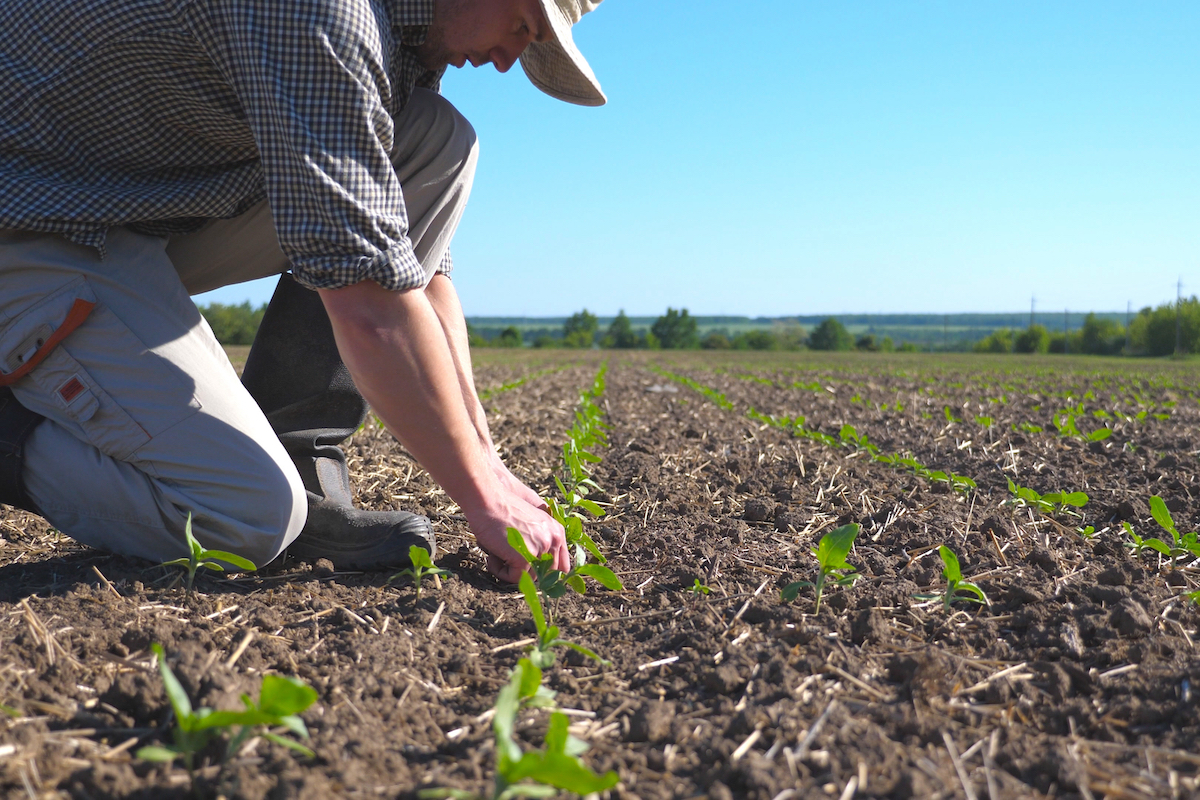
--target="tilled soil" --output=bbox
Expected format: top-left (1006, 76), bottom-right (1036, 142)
top-left (3, 352), bottom-right (1200, 799)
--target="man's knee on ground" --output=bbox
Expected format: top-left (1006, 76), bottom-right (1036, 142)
top-left (173, 441), bottom-right (308, 569)
top-left (220, 460), bottom-right (307, 568)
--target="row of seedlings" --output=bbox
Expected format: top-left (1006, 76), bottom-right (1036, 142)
top-left (649, 365), bottom-right (978, 493)
top-left (422, 360), bottom-right (623, 798)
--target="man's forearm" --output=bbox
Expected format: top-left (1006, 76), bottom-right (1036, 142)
top-left (317, 278), bottom-right (568, 579)
top-left (424, 274), bottom-right (495, 449)
top-left (317, 280), bottom-right (498, 515)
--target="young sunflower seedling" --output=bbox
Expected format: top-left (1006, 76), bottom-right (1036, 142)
top-left (506, 527), bottom-right (622, 604)
top-left (689, 578), bottom-right (711, 596)
top-left (138, 643), bottom-right (317, 786)
top-left (931, 546), bottom-right (988, 612)
top-left (419, 658), bottom-right (618, 800)
top-left (160, 513), bottom-right (256, 594)
top-left (389, 544), bottom-right (452, 600)
top-left (1148, 495), bottom-right (1200, 565)
top-left (518, 570), bottom-right (608, 670)
top-left (781, 523), bottom-right (861, 613)
top-left (1005, 478), bottom-right (1088, 516)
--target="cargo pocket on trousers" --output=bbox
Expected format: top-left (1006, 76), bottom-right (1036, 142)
top-left (0, 277), bottom-right (202, 464)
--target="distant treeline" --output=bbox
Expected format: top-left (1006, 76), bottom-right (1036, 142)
top-left (471, 309), bottom-right (921, 352)
top-left (973, 299), bottom-right (1200, 357)
top-left (198, 297), bottom-right (1200, 357)
top-left (197, 301), bottom-right (266, 345)
top-left (474, 300), bottom-right (1200, 356)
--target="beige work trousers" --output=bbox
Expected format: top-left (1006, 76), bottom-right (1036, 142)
top-left (0, 89), bottom-right (477, 567)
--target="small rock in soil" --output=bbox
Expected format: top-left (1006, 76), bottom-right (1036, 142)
top-left (774, 508), bottom-right (805, 532)
top-left (1116, 499), bottom-right (1142, 520)
top-left (1025, 545), bottom-right (1061, 576)
top-left (1111, 598), bottom-right (1153, 637)
top-left (705, 662), bottom-right (745, 695)
top-left (743, 498), bottom-right (774, 522)
top-left (719, 521), bottom-right (745, 544)
top-left (627, 701), bottom-right (675, 743)
top-left (313, 558), bottom-right (336, 578)
top-left (708, 782), bottom-right (734, 800)
top-left (1003, 583), bottom-right (1045, 607)
top-left (851, 607), bottom-right (885, 645)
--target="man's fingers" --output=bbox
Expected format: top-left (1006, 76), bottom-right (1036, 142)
top-left (486, 553), bottom-right (524, 584)
top-left (555, 541), bottom-right (572, 574)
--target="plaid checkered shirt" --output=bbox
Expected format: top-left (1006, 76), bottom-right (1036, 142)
top-left (0, 0), bottom-right (450, 290)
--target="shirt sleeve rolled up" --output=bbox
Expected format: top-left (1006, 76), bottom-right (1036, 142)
top-left (201, 0), bottom-right (427, 291)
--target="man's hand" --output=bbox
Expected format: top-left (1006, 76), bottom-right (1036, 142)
top-left (318, 279), bottom-right (567, 582)
top-left (467, 491), bottom-right (571, 584)
top-left (485, 448), bottom-right (547, 511)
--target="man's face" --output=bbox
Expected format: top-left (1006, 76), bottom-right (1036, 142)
top-left (417, 0), bottom-right (551, 74)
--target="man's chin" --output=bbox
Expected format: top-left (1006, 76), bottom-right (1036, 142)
top-left (413, 43), bottom-right (451, 71)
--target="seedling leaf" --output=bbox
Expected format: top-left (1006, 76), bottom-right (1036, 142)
top-left (939, 545), bottom-right (963, 583)
top-left (137, 745), bottom-right (180, 763)
top-left (815, 524), bottom-right (857, 569)
top-left (575, 564), bottom-right (623, 591)
top-left (518, 572), bottom-right (547, 637)
top-left (781, 581), bottom-right (813, 603)
top-left (1150, 495), bottom-right (1175, 534)
top-left (151, 643), bottom-right (193, 722)
top-left (506, 527), bottom-right (537, 565)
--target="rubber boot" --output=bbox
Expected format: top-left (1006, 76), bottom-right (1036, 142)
top-left (241, 274), bottom-right (434, 570)
top-left (0, 387), bottom-right (44, 515)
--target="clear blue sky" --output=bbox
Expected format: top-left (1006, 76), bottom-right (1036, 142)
top-left (195, 0), bottom-right (1199, 317)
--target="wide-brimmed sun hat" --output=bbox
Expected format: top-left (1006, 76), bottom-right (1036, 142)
top-left (520, 0), bottom-right (606, 106)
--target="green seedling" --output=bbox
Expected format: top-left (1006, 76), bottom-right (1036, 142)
top-left (782, 523), bottom-right (861, 613)
top-left (138, 644), bottom-right (316, 784)
top-left (389, 545), bottom-right (452, 599)
top-left (650, 366), bottom-right (734, 410)
top-left (506, 528), bottom-right (622, 603)
top-left (1005, 478), bottom-right (1088, 515)
top-left (1016, 421), bottom-right (1043, 434)
top-left (518, 571), bottom-right (607, 670)
top-left (1122, 521), bottom-right (1171, 558)
top-left (160, 513), bottom-right (256, 593)
top-left (1148, 495), bottom-right (1200, 564)
top-left (491, 659), bottom-right (615, 799)
top-left (878, 454), bottom-right (975, 493)
top-left (419, 658), bottom-right (617, 800)
top-left (839, 424), bottom-right (879, 455)
top-left (746, 407), bottom-right (807, 436)
top-left (689, 578), bottom-right (711, 596)
top-left (478, 365), bottom-right (566, 402)
top-left (545, 362), bottom-right (614, 577)
top-left (934, 545), bottom-right (988, 612)
top-left (1053, 406), bottom-right (1112, 442)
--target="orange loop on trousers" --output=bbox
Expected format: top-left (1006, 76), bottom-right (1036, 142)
top-left (0, 299), bottom-right (96, 387)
